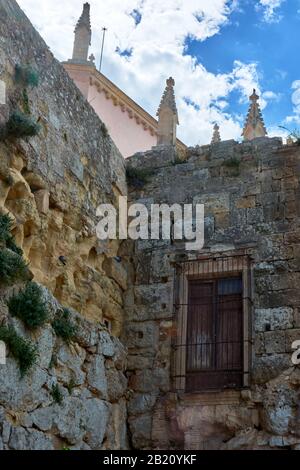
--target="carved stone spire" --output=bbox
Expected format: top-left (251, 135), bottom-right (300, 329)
top-left (242, 89), bottom-right (267, 141)
top-left (156, 77), bottom-right (179, 146)
top-left (71, 3), bottom-right (92, 63)
top-left (211, 123), bottom-right (221, 144)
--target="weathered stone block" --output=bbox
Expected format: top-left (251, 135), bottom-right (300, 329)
top-left (0, 79), bottom-right (6, 104)
top-left (128, 393), bottom-right (158, 416)
top-left (193, 192), bottom-right (230, 214)
top-left (126, 321), bottom-right (159, 350)
top-left (106, 369), bottom-right (127, 402)
top-left (98, 330), bottom-right (115, 357)
top-left (264, 331), bottom-right (286, 354)
top-left (103, 258), bottom-right (127, 291)
top-left (252, 354), bottom-right (292, 384)
top-left (236, 196), bottom-right (256, 209)
top-left (255, 307), bottom-right (294, 332)
top-left (83, 398), bottom-right (109, 449)
top-left (87, 355), bottom-right (107, 397)
top-left (34, 189), bottom-right (49, 215)
top-left (129, 414), bottom-right (152, 449)
top-left (9, 427), bottom-right (53, 450)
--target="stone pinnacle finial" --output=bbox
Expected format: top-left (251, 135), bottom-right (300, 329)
top-left (71, 3), bottom-right (92, 63)
top-left (211, 123), bottom-right (221, 144)
top-left (242, 88), bottom-right (267, 141)
top-left (157, 77), bottom-right (178, 119)
top-left (156, 77), bottom-right (178, 147)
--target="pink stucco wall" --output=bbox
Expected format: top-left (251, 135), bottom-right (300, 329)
top-left (87, 84), bottom-right (156, 158)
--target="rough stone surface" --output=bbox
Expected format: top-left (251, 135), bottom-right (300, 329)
top-left (126, 136), bottom-right (300, 449)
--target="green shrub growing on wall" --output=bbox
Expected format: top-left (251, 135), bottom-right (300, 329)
top-left (0, 248), bottom-right (29, 286)
top-left (51, 384), bottom-right (63, 405)
top-left (0, 325), bottom-right (38, 377)
top-left (7, 282), bottom-right (49, 330)
top-left (15, 64), bottom-right (39, 88)
top-left (4, 111), bottom-right (41, 139)
top-left (223, 157), bottom-right (241, 176)
top-left (52, 308), bottom-right (78, 344)
top-left (0, 214), bottom-right (23, 256)
top-left (0, 213), bottom-right (12, 245)
top-left (100, 122), bottom-right (108, 138)
top-left (126, 167), bottom-right (154, 189)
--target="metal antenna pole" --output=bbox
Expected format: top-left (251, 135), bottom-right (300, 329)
top-left (99, 27), bottom-right (107, 73)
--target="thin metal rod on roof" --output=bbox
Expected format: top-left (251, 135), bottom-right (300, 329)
top-left (99, 27), bottom-right (107, 73)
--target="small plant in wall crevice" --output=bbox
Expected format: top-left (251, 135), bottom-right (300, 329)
top-left (52, 308), bottom-right (78, 344)
top-left (7, 281), bottom-right (49, 330)
top-left (223, 157), bottom-right (241, 176)
top-left (0, 213), bottom-right (29, 286)
top-left (51, 383), bottom-right (63, 405)
top-left (4, 111), bottom-right (41, 139)
top-left (0, 325), bottom-right (38, 377)
top-left (15, 64), bottom-right (39, 88)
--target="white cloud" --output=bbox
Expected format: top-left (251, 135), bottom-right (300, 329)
top-left (285, 80), bottom-right (300, 125)
top-left (17, 0), bottom-right (276, 145)
top-left (257, 0), bottom-right (285, 23)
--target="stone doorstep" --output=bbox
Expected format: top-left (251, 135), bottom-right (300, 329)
top-left (178, 390), bottom-right (243, 406)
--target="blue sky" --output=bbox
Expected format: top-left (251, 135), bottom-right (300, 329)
top-left (184, 0), bottom-right (300, 134)
top-left (18, 0), bottom-right (300, 145)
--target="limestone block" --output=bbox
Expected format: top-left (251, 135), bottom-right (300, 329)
top-left (129, 414), bottom-right (152, 449)
top-left (103, 257), bottom-right (127, 291)
top-left (56, 343), bottom-right (86, 386)
top-left (131, 283), bottom-right (172, 322)
top-left (128, 393), bottom-right (158, 416)
top-left (0, 80), bottom-right (6, 105)
top-left (193, 192), bottom-right (230, 214)
top-left (9, 427), bottom-right (53, 450)
top-left (2, 421), bottom-right (11, 444)
top-left (252, 354), bottom-right (292, 384)
top-left (262, 405), bottom-right (293, 436)
top-left (285, 329), bottom-right (300, 353)
top-left (150, 251), bottom-right (172, 282)
top-left (34, 189), bottom-right (49, 215)
top-left (126, 321), bottom-right (159, 350)
top-left (224, 428), bottom-right (258, 450)
top-left (52, 398), bottom-right (85, 444)
top-left (23, 172), bottom-right (47, 191)
top-left (127, 355), bottom-right (154, 371)
top-left (0, 358), bottom-right (48, 410)
top-left (36, 326), bottom-right (55, 369)
top-left (106, 400), bottom-right (128, 450)
top-left (264, 330), bottom-right (286, 354)
top-left (87, 354), bottom-right (107, 397)
top-left (235, 196), bottom-right (256, 209)
top-left (30, 407), bottom-right (54, 432)
top-left (255, 307), bottom-right (294, 332)
top-left (83, 398), bottom-right (109, 449)
top-left (106, 369), bottom-right (127, 402)
top-left (98, 330), bottom-right (115, 357)
top-left (112, 337), bottom-right (127, 370)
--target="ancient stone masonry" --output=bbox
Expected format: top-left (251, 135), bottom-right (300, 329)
top-left (1, 0), bottom-right (300, 452)
top-left (0, 0), bottom-right (128, 333)
top-left (126, 137), bottom-right (300, 450)
top-left (0, 286), bottom-right (128, 450)
top-left (0, 0), bottom-right (129, 449)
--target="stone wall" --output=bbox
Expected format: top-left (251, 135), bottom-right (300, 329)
top-left (0, 0), bottom-right (129, 450)
top-left (125, 138), bottom-right (300, 449)
top-left (0, 284), bottom-right (128, 450)
top-left (0, 0), bottom-right (127, 334)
